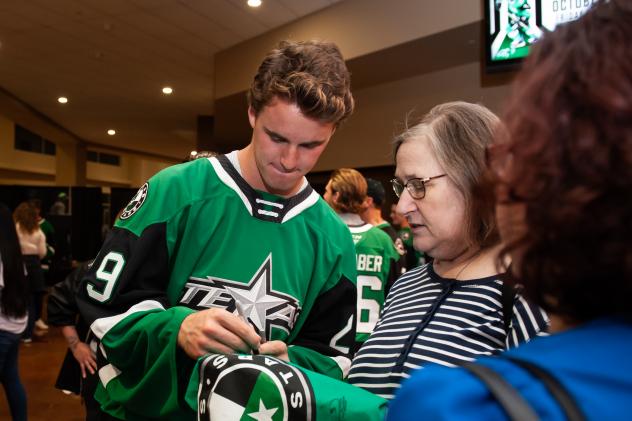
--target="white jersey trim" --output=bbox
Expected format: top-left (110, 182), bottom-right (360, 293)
top-left (91, 300), bottom-right (165, 340)
top-left (282, 190), bottom-right (320, 223)
top-left (99, 363), bottom-right (122, 388)
top-left (331, 355), bottom-right (352, 378)
top-left (348, 223), bottom-right (374, 234)
top-left (209, 156), bottom-right (253, 217)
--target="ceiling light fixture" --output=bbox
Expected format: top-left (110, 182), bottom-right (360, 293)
top-left (247, 0), bottom-right (262, 8)
top-left (162, 86), bottom-right (173, 95)
top-left (107, 129), bottom-right (116, 136)
top-left (57, 96), bottom-right (68, 104)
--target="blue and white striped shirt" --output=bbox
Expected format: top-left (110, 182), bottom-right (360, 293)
top-left (347, 263), bottom-right (548, 399)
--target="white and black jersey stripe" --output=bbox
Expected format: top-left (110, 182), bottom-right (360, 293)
top-left (347, 263), bottom-right (548, 399)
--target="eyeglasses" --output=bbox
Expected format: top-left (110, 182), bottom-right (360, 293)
top-left (390, 174), bottom-right (447, 200)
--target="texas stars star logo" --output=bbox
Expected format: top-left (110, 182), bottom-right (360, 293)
top-left (180, 255), bottom-right (301, 338)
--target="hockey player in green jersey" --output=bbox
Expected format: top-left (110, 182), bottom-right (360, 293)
top-left (324, 169), bottom-right (400, 353)
top-left (361, 178), bottom-right (407, 273)
top-left (390, 203), bottom-right (427, 269)
top-left (77, 40), bottom-right (357, 420)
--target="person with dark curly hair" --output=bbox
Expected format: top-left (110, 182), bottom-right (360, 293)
top-left (388, 1), bottom-right (632, 419)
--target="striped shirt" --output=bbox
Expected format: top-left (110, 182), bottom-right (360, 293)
top-left (347, 263), bottom-right (548, 399)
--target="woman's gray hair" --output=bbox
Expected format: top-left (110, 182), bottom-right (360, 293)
top-left (393, 101), bottom-right (501, 248)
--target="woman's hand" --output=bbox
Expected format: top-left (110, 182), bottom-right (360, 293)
top-left (71, 342), bottom-right (97, 378)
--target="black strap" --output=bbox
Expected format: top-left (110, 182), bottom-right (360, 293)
top-left (463, 358), bottom-right (585, 421)
top-left (461, 362), bottom-right (539, 421)
top-left (500, 281), bottom-right (517, 333)
top-left (506, 357), bottom-right (585, 421)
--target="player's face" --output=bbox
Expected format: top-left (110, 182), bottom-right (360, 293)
top-left (248, 98), bottom-right (335, 197)
top-left (394, 138), bottom-right (468, 260)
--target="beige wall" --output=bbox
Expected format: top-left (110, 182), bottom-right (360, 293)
top-left (314, 62), bottom-right (511, 171)
top-left (0, 114), bottom-right (56, 183)
top-left (1, 104), bottom-right (176, 187)
top-left (215, 0), bottom-right (481, 99)
top-left (86, 152), bottom-right (174, 187)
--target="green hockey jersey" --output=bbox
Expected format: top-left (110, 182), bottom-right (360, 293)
top-left (340, 214), bottom-right (400, 352)
top-left (77, 153), bottom-right (358, 420)
top-left (397, 226), bottom-right (426, 269)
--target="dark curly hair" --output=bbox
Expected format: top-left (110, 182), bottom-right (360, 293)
top-left (495, 0), bottom-right (632, 322)
top-left (13, 201), bottom-right (39, 234)
top-left (248, 40), bottom-right (354, 127)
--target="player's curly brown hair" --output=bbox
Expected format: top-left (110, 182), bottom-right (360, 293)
top-left (248, 40), bottom-right (354, 127)
top-left (328, 168), bottom-right (368, 215)
top-left (493, 0), bottom-right (632, 322)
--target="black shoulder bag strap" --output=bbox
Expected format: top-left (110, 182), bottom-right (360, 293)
top-left (505, 357), bottom-right (586, 421)
top-left (463, 358), bottom-right (585, 421)
top-left (500, 280), bottom-right (517, 334)
top-left (461, 362), bottom-right (539, 421)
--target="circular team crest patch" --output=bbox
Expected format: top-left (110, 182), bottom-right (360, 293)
top-left (198, 354), bottom-right (315, 421)
top-left (120, 183), bottom-right (148, 220)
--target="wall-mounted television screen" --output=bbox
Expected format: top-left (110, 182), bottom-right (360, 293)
top-left (484, 0), bottom-right (599, 72)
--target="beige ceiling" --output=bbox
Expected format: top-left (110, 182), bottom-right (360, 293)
top-left (0, 0), bottom-right (341, 159)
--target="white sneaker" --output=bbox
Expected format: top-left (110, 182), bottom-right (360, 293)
top-left (21, 338), bottom-right (32, 344)
top-left (35, 319), bottom-right (49, 330)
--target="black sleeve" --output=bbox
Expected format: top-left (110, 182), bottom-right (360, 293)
top-left (47, 261), bottom-right (92, 326)
top-left (76, 224), bottom-right (172, 326)
top-left (287, 276), bottom-right (357, 379)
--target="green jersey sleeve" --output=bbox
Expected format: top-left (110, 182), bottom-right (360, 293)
top-left (77, 163), bottom-right (199, 419)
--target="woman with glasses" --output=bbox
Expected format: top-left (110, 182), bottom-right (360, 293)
top-left (347, 101), bottom-right (548, 400)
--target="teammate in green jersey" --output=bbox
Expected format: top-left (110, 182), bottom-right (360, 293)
top-left (362, 178), bottom-right (407, 272)
top-left (324, 169), bottom-right (400, 353)
top-left (77, 40), bottom-right (357, 420)
top-left (390, 203), bottom-right (427, 269)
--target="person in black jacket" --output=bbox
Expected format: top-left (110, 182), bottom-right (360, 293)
top-left (47, 260), bottom-right (99, 421)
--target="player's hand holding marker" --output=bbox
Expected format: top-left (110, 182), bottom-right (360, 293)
top-left (234, 300), bottom-right (289, 360)
top-left (235, 300), bottom-right (262, 355)
top-left (177, 307), bottom-right (261, 359)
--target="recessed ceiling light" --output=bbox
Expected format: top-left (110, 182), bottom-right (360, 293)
top-left (162, 86), bottom-right (173, 95)
top-left (57, 97), bottom-right (68, 104)
top-left (247, 0), bottom-right (262, 7)
top-left (107, 129), bottom-right (116, 136)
